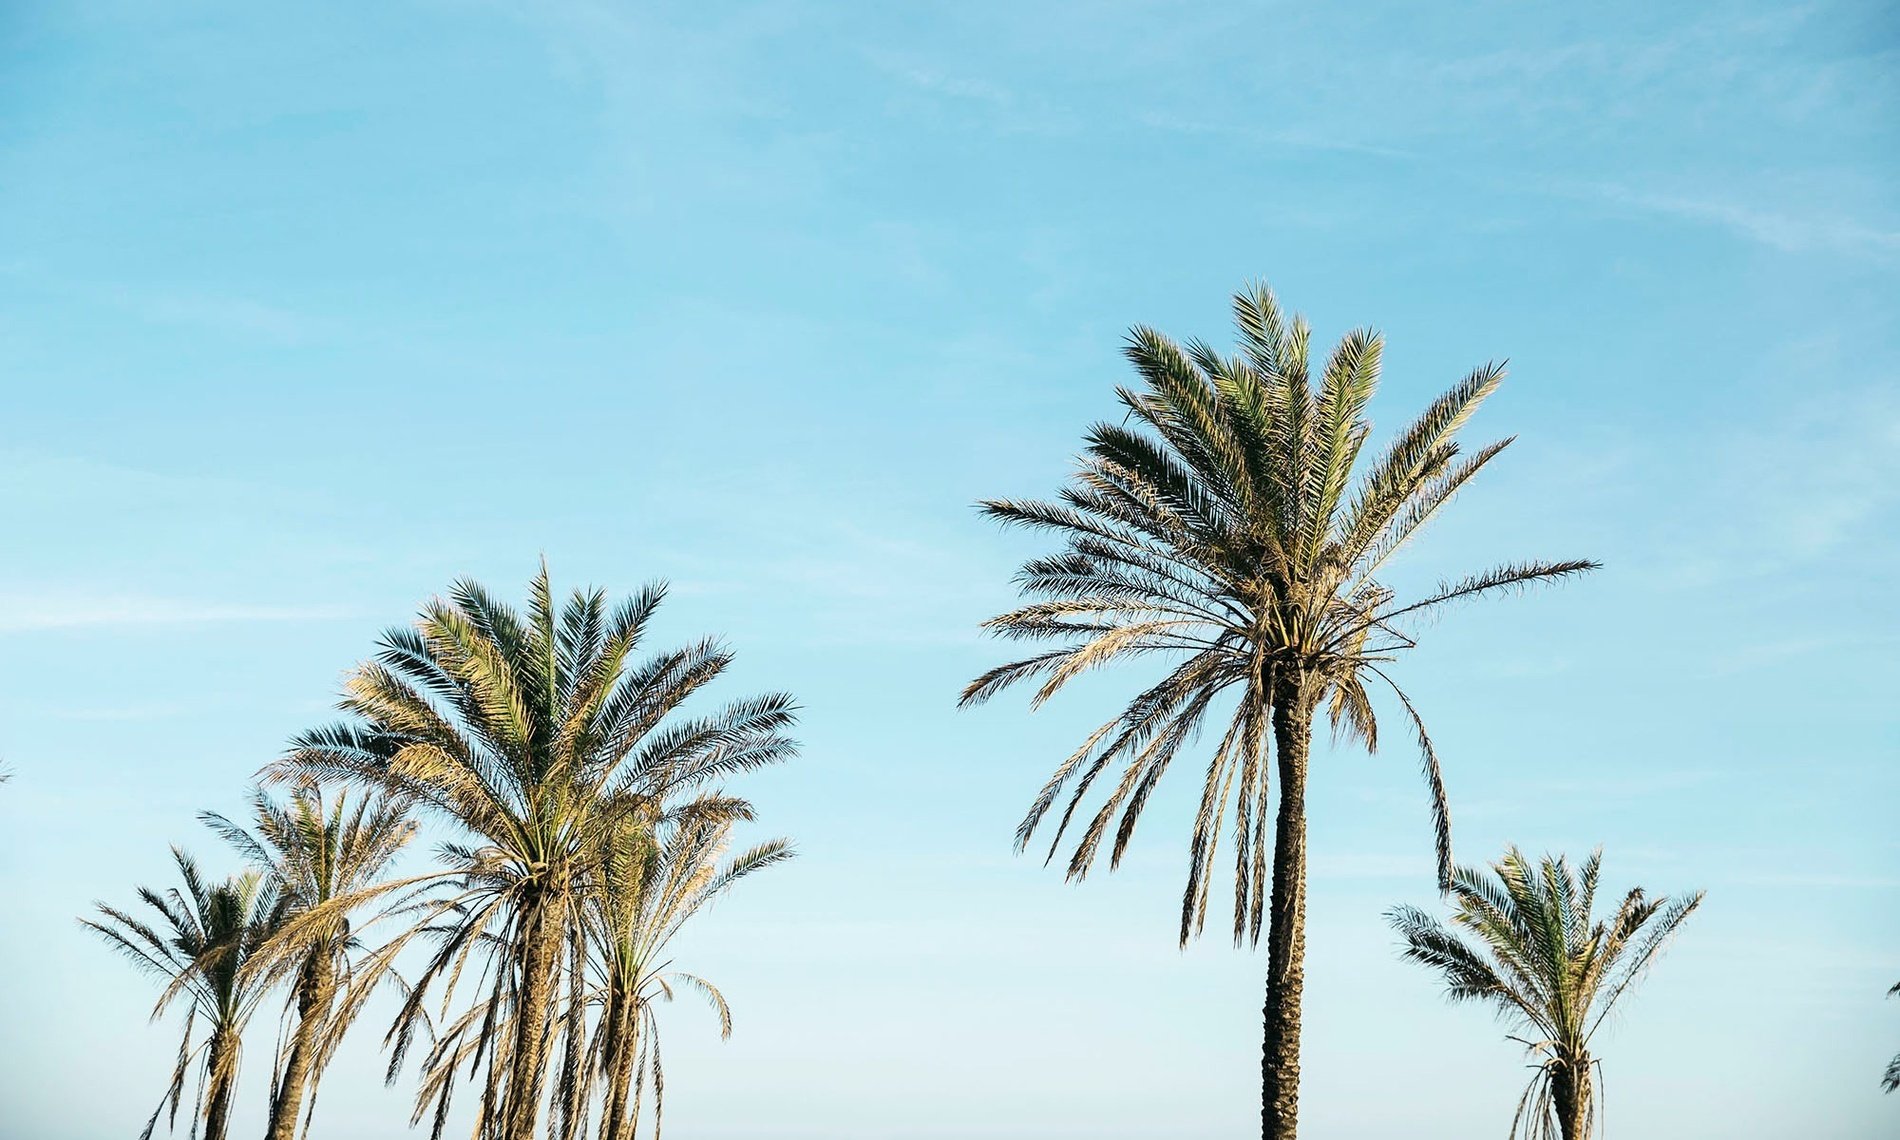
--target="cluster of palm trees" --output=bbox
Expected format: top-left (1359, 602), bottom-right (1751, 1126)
top-left (83, 284), bottom-right (1886, 1140)
top-left (88, 571), bottom-right (794, 1140)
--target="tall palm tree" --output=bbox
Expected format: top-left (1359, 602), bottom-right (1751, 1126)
top-left (83, 849), bottom-right (281, 1140)
top-left (1386, 847), bottom-right (1702, 1140)
top-left (962, 283), bottom-right (1595, 1138)
top-left (201, 785), bottom-right (417, 1140)
top-left (582, 797), bottom-right (793, 1140)
top-left (270, 565), bottom-right (796, 1140)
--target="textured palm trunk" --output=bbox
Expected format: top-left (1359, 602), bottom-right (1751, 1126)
top-left (499, 888), bottom-right (566, 1140)
top-left (1262, 671), bottom-right (1314, 1140)
top-left (1553, 1056), bottom-right (1593, 1140)
top-left (267, 951), bottom-right (333, 1140)
top-left (552, 931), bottom-right (590, 1140)
top-left (202, 1027), bottom-right (240, 1140)
top-left (598, 985), bottom-right (640, 1140)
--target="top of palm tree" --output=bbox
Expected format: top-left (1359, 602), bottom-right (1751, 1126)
top-left (588, 797), bottom-right (795, 993)
top-left (82, 847), bottom-right (282, 1139)
top-left (277, 563), bottom-right (796, 850)
top-left (1388, 846), bottom-right (1703, 1140)
top-left (964, 283), bottom-right (1596, 943)
top-left (264, 564), bottom-right (798, 1139)
top-left (204, 784), bottom-right (416, 932)
top-left (201, 784), bottom-right (418, 1112)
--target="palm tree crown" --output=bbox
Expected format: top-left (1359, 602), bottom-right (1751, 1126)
top-left (965, 283), bottom-right (1595, 942)
top-left (1387, 847), bottom-right (1702, 1140)
top-left (270, 564), bottom-right (796, 1140)
top-left (82, 848), bottom-right (281, 1140)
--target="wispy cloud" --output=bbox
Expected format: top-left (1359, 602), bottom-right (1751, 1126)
top-left (1611, 379), bottom-right (1900, 590)
top-left (1582, 182), bottom-right (1900, 260)
top-left (0, 264), bottom-right (327, 344)
top-left (1724, 871), bottom-right (1900, 890)
top-left (1136, 111), bottom-right (1414, 160)
top-left (862, 48), bottom-right (1070, 135)
top-left (1701, 635), bottom-right (1899, 678)
top-left (0, 593), bottom-right (359, 633)
top-left (27, 701), bottom-right (192, 722)
top-left (134, 292), bottom-right (324, 342)
top-left (865, 51), bottom-right (1016, 110)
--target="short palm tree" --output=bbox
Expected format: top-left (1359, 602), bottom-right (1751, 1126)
top-left (270, 565), bottom-right (796, 1140)
top-left (582, 798), bottom-right (793, 1140)
top-left (202, 785), bottom-right (417, 1140)
top-left (963, 283), bottom-right (1594, 1138)
top-left (1386, 847), bottom-right (1702, 1140)
top-left (82, 849), bottom-right (281, 1140)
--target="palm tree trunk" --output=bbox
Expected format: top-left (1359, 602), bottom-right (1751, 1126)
top-left (267, 952), bottom-right (333, 1140)
top-left (552, 929), bottom-right (590, 1140)
top-left (500, 889), bottom-right (566, 1140)
top-left (203, 1027), bottom-right (240, 1140)
top-left (1553, 1057), bottom-right (1592, 1140)
top-left (599, 991), bottom-right (640, 1140)
top-left (1262, 671), bottom-right (1313, 1140)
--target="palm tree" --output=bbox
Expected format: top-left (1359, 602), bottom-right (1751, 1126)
top-left (1386, 847), bottom-right (1702, 1140)
top-left (270, 565), bottom-right (797, 1140)
top-left (582, 797), bottom-right (793, 1140)
top-left (201, 785), bottom-right (417, 1140)
top-left (1885, 983), bottom-right (1899, 1093)
top-left (82, 848), bottom-right (281, 1140)
top-left (962, 283), bottom-right (1595, 1138)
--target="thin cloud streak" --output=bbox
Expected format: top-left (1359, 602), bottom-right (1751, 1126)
top-left (1581, 182), bottom-right (1900, 260)
top-left (1137, 111), bottom-right (1417, 160)
top-left (0, 593), bottom-right (360, 632)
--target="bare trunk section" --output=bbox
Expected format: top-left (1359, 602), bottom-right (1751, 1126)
top-left (1553, 1056), bottom-right (1593, 1140)
top-left (202, 1027), bottom-right (240, 1140)
top-left (1261, 670), bottom-right (1313, 1140)
top-left (267, 951), bottom-right (333, 1140)
top-left (598, 984), bottom-right (641, 1140)
top-left (499, 887), bottom-right (566, 1140)
top-left (552, 929), bottom-right (590, 1140)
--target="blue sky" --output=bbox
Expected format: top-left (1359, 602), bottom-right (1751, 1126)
top-left (2, 1), bottom-right (1896, 1137)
